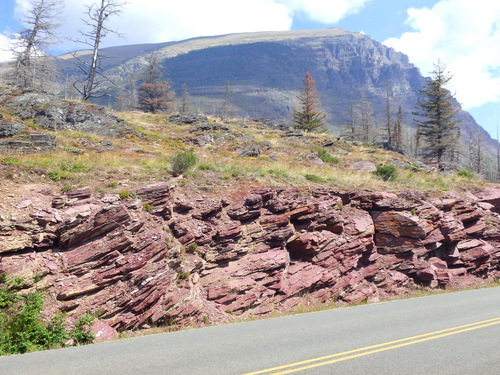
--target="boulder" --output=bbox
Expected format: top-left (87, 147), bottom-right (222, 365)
top-left (237, 145), bottom-right (261, 157)
top-left (0, 121), bottom-right (25, 138)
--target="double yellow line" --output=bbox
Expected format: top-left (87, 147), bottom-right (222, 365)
top-left (243, 316), bottom-right (500, 375)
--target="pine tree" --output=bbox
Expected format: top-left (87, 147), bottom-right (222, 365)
top-left (413, 60), bottom-right (461, 170)
top-left (293, 72), bottom-right (326, 132)
top-left (137, 51), bottom-right (174, 113)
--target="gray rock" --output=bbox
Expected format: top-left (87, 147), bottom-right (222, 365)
top-left (259, 141), bottom-right (272, 150)
top-left (237, 145), bottom-right (261, 157)
top-left (332, 147), bottom-right (349, 155)
top-left (193, 134), bottom-right (213, 147)
top-left (2, 92), bottom-right (132, 138)
top-left (169, 114), bottom-right (210, 126)
top-left (0, 121), bottom-right (26, 138)
top-left (0, 133), bottom-right (56, 152)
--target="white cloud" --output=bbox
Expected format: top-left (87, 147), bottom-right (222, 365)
top-left (279, 0), bottom-right (370, 23)
top-left (383, 0), bottom-right (500, 109)
top-left (52, 0), bottom-right (295, 52)
top-left (0, 34), bottom-right (14, 62)
top-left (27, 0), bottom-right (369, 53)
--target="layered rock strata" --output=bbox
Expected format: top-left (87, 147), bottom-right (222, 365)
top-left (1, 183), bottom-right (499, 335)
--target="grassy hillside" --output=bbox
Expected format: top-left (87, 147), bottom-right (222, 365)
top-left (0, 109), bottom-right (484, 197)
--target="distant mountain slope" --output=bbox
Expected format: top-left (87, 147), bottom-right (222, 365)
top-left (54, 28), bottom-right (495, 154)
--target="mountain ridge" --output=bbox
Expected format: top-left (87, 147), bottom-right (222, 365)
top-left (54, 27), bottom-right (498, 165)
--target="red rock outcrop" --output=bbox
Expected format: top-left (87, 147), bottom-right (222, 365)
top-left (1, 183), bottom-right (499, 337)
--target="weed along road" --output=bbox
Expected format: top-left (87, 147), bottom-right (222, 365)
top-left (1, 287), bottom-right (499, 375)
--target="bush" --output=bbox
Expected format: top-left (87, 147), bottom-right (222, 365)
top-left (170, 148), bottom-right (197, 176)
top-left (47, 170), bottom-right (69, 181)
top-left (304, 174), bottom-right (325, 182)
top-left (143, 203), bottom-right (154, 212)
top-left (119, 189), bottom-right (131, 200)
top-left (185, 243), bottom-right (198, 254)
top-left (456, 169), bottom-right (474, 178)
top-left (375, 164), bottom-right (398, 181)
top-left (317, 149), bottom-right (339, 164)
top-left (0, 277), bottom-right (95, 355)
top-left (1, 157), bottom-right (21, 166)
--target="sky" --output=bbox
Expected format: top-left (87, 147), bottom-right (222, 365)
top-left (0, 0), bottom-right (499, 137)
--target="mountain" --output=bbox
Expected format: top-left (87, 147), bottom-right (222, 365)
top-left (55, 28), bottom-right (496, 157)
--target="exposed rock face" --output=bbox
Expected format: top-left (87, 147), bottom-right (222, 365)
top-left (1, 183), bottom-right (499, 337)
top-left (0, 133), bottom-right (57, 152)
top-left (0, 91), bottom-right (133, 138)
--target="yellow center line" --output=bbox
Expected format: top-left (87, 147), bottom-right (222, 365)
top-left (243, 317), bottom-right (500, 375)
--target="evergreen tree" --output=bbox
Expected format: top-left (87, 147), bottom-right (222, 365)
top-left (413, 60), bottom-right (461, 170)
top-left (293, 72), bottom-right (326, 132)
top-left (137, 51), bottom-right (174, 113)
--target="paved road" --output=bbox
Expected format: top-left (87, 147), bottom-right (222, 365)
top-left (1, 287), bottom-right (499, 374)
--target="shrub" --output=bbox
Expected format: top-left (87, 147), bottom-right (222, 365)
top-left (119, 189), bottom-right (131, 200)
top-left (375, 164), bottom-right (398, 181)
top-left (185, 243), bottom-right (198, 254)
top-left (304, 174), bottom-right (325, 182)
top-left (143, 203), bottom-right (154, 212)
top-left (456, 169), bottom-right (474, 178)
top-left (1, 157), bottom-right (21, 166)
top-left (47, 170), bottom-right (69, 181)
top-left (317, 149), bottom-right (339, 164)
top-left (70, 314), bottom-right (96, 345)
top-left (0, 277), bottom-right (95, 355)
top-left (170, 148), bottom-right (197, 176)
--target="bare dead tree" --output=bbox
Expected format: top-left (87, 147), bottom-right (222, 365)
top-left (220, 80), bottom-right (232, 120)
top-left (385, 84), bottom-right (393, 146)
top-left (341, 94), bottom-right (357, 141)
top-left (72, 0), bottom-right (125, 101)
top-left (11, 0), bottom-right (62, 90)
top-left (392, 104), bottom-right (404, 151)
top-left (115, 74), bottom-right (138, 111)
top-left (180, 83), bottom-right (191, 115)
top-left (469, 127), bottom-right (486, 175)
top-left (359, 92), bottom-right (374, 143)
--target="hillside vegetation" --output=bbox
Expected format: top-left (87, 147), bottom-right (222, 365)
top-left (0, 109), bottom-right (484, 196)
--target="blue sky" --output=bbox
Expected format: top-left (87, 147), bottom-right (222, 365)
top-left (1, 0), bottom-right (499, 137)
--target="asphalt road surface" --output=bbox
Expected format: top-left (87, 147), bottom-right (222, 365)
top-left (1, 286), bottom-right (499, 374)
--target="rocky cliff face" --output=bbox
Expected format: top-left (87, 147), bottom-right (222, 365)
top-left (0, 90), bottom-right (133, 153)
top-left (1, 182), bottom-right (499, 337)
